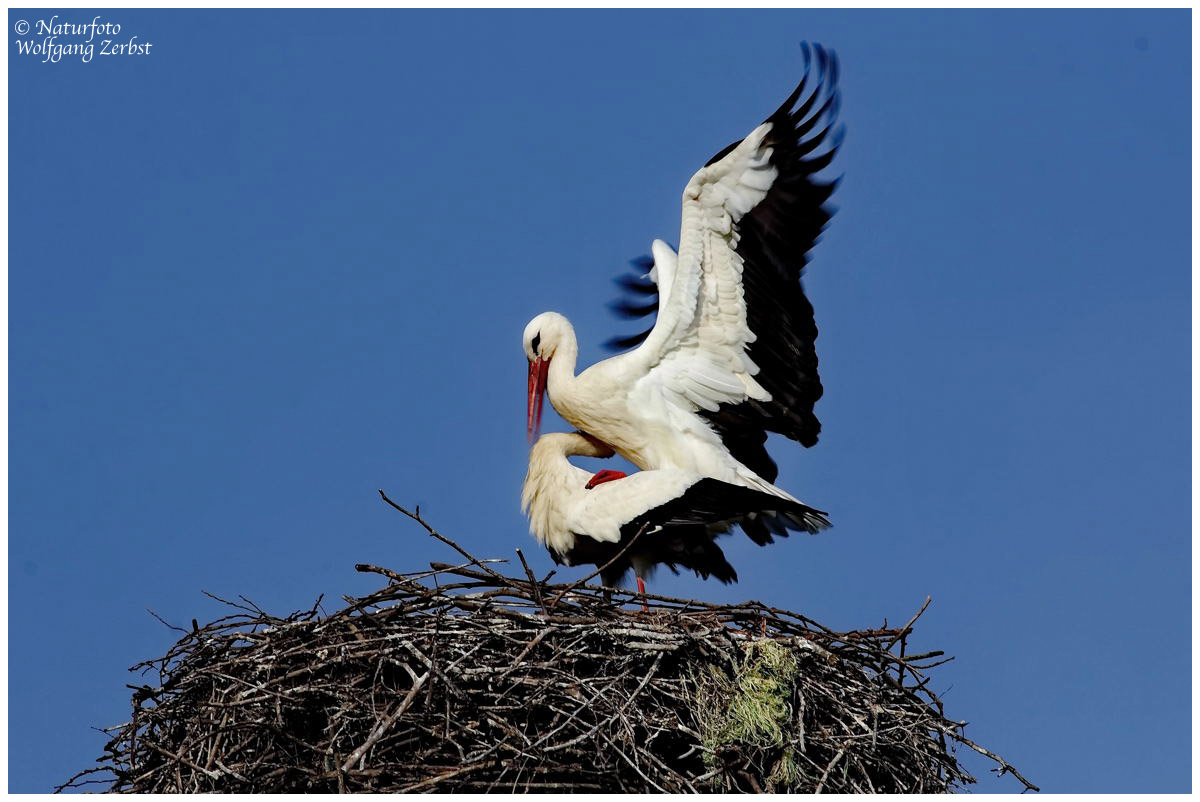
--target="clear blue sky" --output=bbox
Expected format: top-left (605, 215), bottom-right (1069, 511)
top-left (10, 9), bottom-right (1189, 793)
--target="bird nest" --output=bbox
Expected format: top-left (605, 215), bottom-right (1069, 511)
top-left (60, 497), bottom-right (1036, 794)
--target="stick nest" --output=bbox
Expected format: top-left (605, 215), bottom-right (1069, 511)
top-left (61, 501), bottom-right (1036, 794)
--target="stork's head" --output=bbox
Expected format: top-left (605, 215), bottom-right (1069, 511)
top-left (523, 312), bottom-right (570, 442)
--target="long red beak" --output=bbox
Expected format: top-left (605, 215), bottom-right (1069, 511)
top-left (527, 357), bottom-right (550, 442)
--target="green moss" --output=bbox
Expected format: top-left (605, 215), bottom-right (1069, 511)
top-left (768, 745), bottom-right (802, 789)
top-left (692, 640), bottom-right (803, 789)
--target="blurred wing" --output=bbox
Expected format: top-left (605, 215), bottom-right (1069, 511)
top-left (626, 43), bottom-right (844, 480)
top-left (605, 248), bottom-right (672, 352)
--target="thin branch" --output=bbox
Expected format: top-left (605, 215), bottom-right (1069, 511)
top-left (939, 725), bottom-right (1040, 793)
top-left (547, 524), bottom-right (649, 608)
top-left (340, 671), bottom-right (431, 772)
top-left (886, 595), bottom-right (932, 651)
top-left (514, 548), bottom-right (548, 614)
top-left (377, 489), bottom-right (509, 582)
top-left (146, 609), bottom-right (187, 633)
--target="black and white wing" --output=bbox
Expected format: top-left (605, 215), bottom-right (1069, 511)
top-left (564, 476), bottom-right (830, 587)
top-left (612, 43), bottom-right (843, 482)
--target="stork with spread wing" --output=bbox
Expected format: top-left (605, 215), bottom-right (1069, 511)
top-left (522, 43), bottom-right (842, 535)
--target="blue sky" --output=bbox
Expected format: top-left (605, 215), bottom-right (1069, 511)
top-left (9, 9), bottom-right (1189, 793)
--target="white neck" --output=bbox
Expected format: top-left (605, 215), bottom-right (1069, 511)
top-left (521, 433), bottom-right (589, 554)
top-left (546, 322), bottom-right (580, 398)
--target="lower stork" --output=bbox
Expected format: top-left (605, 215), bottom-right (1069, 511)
top-left (521, 432), bottom-right (830, 604)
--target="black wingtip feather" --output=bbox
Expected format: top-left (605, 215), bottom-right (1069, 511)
top-left (791, 87), bottom-right (835, 140)
top-left (770, 47), bottom-right (813, 124)
top-left (792, 120), bottom-right (840, 160)
top-left (614, 273), bottom-right (658, 295)
top-left (608, 298), bottom-right (659, 319)
top-left (814, 42), bottom-right (829, 76)
top-left (604, 328), bottom-right (654, 351)
top-left (629, 255), bottom-right (655, 272)
top-left (803, 148), bottom-right (838, 175)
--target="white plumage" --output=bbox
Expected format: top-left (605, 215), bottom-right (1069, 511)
top-left (523, 44), bottom-right (843, 524)
top-left (521, 432), bottom-right (693, 560)
top-left (521, 432), bottom-right (829, 589)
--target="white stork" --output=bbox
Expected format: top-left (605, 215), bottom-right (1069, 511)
top-left (523, 43), bottom-right (842, 540)
top-left (521, 431), bottom-right (830, 597)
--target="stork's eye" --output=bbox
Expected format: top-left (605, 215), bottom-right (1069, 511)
top-left (531, 332), bottom-right (541, 355)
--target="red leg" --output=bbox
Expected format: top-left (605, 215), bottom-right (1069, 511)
top-left (585, 469), bottom-right (628, 489)
top-left (637, 576), bottom-right (648, 613)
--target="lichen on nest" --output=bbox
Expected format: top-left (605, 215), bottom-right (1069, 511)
top-left (694, 639), bottom-right (805, 790)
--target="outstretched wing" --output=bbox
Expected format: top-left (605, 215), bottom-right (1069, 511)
top-left (617, 43), bottom-right (843, 482)
top-left (563, 476), bottom-right (831, 587)
top-left (629, 478), bottom-right (830, 538)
